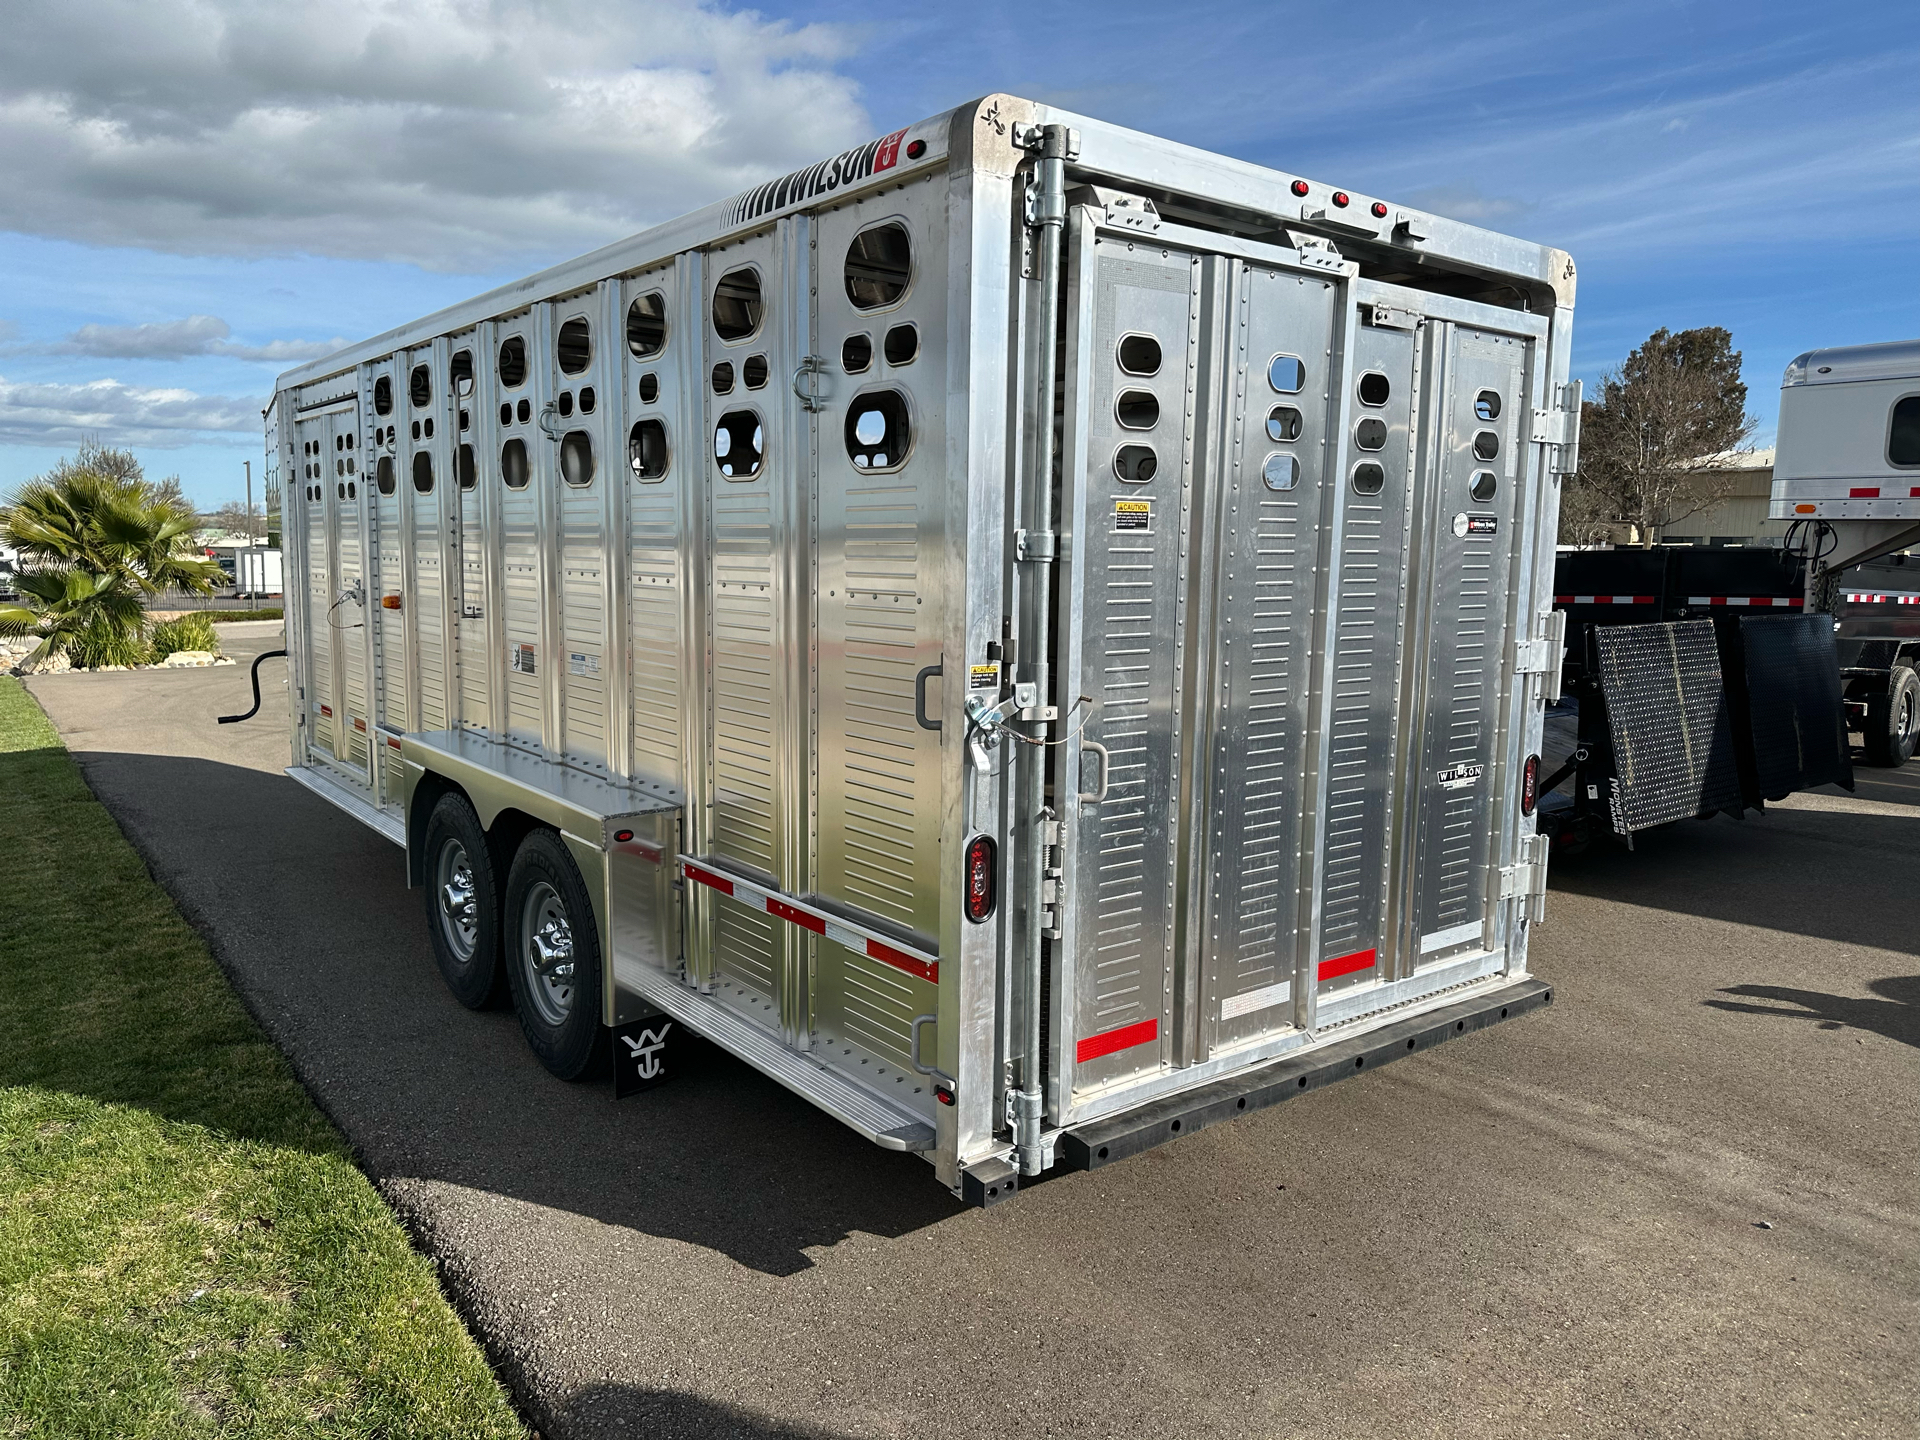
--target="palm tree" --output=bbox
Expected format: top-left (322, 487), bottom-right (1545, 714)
top-left (0, 457), bottom-right (227, 668)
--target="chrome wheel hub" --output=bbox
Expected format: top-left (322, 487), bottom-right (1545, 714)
top-left (520, 881), bottom-right (575, 1025)
top-left (435, 839), bottom-right (478, 962)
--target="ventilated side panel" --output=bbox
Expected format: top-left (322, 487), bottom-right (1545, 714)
top-left (625, 270), bottom-right (683, 790)
top-left (457, 456), bottom-right (490, 730)
top-left (1595, 620), bottom-right (1743, 830)
top-left (298, 423), bottom-right (334, 761)
top-left (1066, 240), bottom-right (1198, 1097)
top-left (709, 485), bottom-right (777, 875)
top-left (337, 473), bottom-right (370, 770)
top-left (1314, 316), bottom-right (1416, 994)
top-left (559, 484), bottom-right (609, 769)
top-left (1411, 327), bottom-right (1527, 951)
top-left (1202, 265), bottom-right (1340, 1049)
top-left (413, 505), bottom-right (448, 731)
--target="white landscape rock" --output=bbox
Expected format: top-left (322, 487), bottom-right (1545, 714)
top-left (161, 650), bottom-right (218, 668)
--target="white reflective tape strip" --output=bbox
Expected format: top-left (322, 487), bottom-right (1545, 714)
top-left (823, 920), bottom-right (866, 952)
top-left (1421, 920), bottom-right (1484, 955)
top-left (1220, 978), bottom-right (1292, 1020)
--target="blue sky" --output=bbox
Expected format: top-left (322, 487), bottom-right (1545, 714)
top-left (1, 0), bottom-right (1914, 508)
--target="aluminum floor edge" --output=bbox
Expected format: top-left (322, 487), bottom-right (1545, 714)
top-left (1057, 977), bottom-right (1553, 1171)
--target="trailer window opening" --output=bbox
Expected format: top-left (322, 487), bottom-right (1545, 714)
top-left (1116, 390), bottom-right (1160, 430)
top-left (1475, 390), bottom-right (1501, 422)
top-left (499, 403), bottom-right (512, 427)
top-left (1118, 334), bottom-right (1162, 376)
top-left (376, 457), bottom-right (395, 495)
top-left (1351, 461), bottom-right (1385, 495)
top-left (1269, 355), bottom-right (1305, 393)
top-left (1115, 444), bottom-right (1158, 483)
top-left (499, 336), bottom-right (528, 388)
top-left (1357, 372), bottom-right (1390, 406)
top-left (711, 361), bottom-right (735, 395)
top-left (714, 410), bottom-right (763, 478)
top-left (373, 376), bottom-right (393, 415)
top-left (845, 222), bottom-right (912, 310)
top-left (843, 334), bottom-right (873, 373)
top-left (629, 420), bottom-right (669, 481)
top-left (557, 317), bottom-right (591, 375)
top-left (1355, 417), bottom-right (1387, 451)
top-left (627, 292), bottom-right (668, 358)
top-left (638, 372), bottom-right (659, 404)
top-left (410, 364), bottom-right (432, 408)
top-left (884, 324), bottom-right (918, 366)
top-left (517, 398), bottom-right (531, 424)
top-left (501, 437), bottom-right (530, 489)
top-left (1473, 430), bottom-right (1500, 461)
top-left (1263, 453), bottom-right (1299, 491)
top-left (713, 268), bottom-right (763, 342)
top-left (1267, 406), bottom-right (1303, 442)
top-left (457, 443), bottom-right (477, 491)
top-left (560, 431), bottom-right (595, 487)
top-left (451, 350), bottom-right (474, 397)
top-left (558, 391), bottom-right (574, 418)
top-left (578, 386), bottom-right (595, 414)
top-left (1470, 469), bottom-right (1497, 502)
top-left (412, 451), bottom-right (435, 494)
top-left (743, 354), bottom-right (768, 389)
top-left (1890, 395), bottom-right (1920, 468)
top-left (846, 391), bottom-right (911, 471)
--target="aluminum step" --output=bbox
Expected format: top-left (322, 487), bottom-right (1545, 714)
top-left (286, 762), bottom-right (404, 847)
top-left (620, 964), bottom-right (937, 1154)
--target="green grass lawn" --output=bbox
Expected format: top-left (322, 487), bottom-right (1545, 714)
top-left (0, 678), bottom-right (524, 1438)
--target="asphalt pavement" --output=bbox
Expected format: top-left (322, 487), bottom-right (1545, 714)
top-left (25, 636), bottom-right (1918, 1439)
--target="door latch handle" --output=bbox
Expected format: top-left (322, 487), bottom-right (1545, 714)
top-left (538, 401), bottom-right (563, 440)
top-left (1077, 740), bottom-right (1110, 802)
top-left (792, 355), bottom-right (829, 413)
top-left (914, 662), bottom-right (943, 731)
top-left (909, 1014), bottom-right (955, 1086)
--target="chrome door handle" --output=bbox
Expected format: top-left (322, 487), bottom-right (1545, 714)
top-left (1077, 739), bottom-right (1110, 802)
top-left (792, 355), bottom-right (828, 413)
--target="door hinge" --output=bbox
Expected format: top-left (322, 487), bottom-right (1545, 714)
top-left (1515, 609), bottom-right (1566, 698)
top-left (1280, 230), bottom-right (1349, 275)
top-left (1532, 380), bottom-right (1582, 478)
top-left (1014, 529), bottom-right (1059, 562)
top-left (1366, 303), bottom-right (1418, 331)
top-left (1499, 833), bottom-right (1551, 923)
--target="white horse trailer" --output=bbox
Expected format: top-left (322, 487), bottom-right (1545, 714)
top-left (268, 95), bottom-right (1575, 1203)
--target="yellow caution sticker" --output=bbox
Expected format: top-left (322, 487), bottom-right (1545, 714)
top-left (1114, 497), bottom-right (1152, 531)
top-left (968, 662), bottom-right (1002, 692)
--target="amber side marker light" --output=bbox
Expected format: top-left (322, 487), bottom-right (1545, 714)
top-left (381, 593), bottom-right (403, 610)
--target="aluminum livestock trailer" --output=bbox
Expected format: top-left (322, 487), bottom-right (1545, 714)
top-left (267, 95), bottom-right (1574, 1203)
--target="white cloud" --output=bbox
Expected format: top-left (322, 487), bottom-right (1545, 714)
top-left (0, 0), bottom-right (869, 271)
top-left (0, 374), bottom-right (260, 448)
top-left (51, 315), bottom-right (343, 363)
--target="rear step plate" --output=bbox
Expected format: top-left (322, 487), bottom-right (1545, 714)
top-left (1058, 977), bottom-right (1552, 1170)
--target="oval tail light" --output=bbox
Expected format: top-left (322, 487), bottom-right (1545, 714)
top-left (963, 834), bottom-right (997, 923)
top-left (1521, 754), bottom-right (1540, 817)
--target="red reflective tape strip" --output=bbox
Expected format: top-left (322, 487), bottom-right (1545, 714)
top-left (386, 737), bottom-right (402, 750)
top-left (1318, 947), bottom-right (1377, 982)
top-left (766, 897), bottom-right (825, 935)
top-left (1850, 487), bottom-right (1880, 498)
top-left (1911, 487), bottom-right (1920, 498)
top-left (1076, 1017), bottom-right (1160, 1064)
top-left (353, 717), bottom-right (366, 732)
top-left (682, 862), bottom-right (735, 897)
top-left (1554, 594), bottom-right (1573, 603)
top-left (866, 938), bottom-right (937, 985)
top-left (319, 704), bottom-right (332, 716)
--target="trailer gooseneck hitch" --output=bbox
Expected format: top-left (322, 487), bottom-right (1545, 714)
top-left (1012, 122), bottom-right (1072, 1178)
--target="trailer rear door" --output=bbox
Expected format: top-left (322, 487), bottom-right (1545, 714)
top-left (1054, 206), bottom-right (1547, 1121)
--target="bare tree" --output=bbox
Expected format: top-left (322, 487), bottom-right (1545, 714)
top-left (38, 439), bottom-right (191, 512)
top-left (201, 500), bottom-right (264, 536)
top-left (1562, 327), bottom-right (1757, 546)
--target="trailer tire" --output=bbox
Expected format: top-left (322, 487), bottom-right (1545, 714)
top-left (423, 792), bottom-right (505, 1010)
top-left (1864, 665), bottom-right (1919, 768)
top-left (504, 828), bottom-right (609, 1081)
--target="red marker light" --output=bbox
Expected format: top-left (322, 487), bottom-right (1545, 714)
top-left (1291, 179), bottom-right (1310, 197)
top-left (614, 829), bottom-right (634, 843)
top-left (1521, 754), bottom-right (1540, 817)
top-left (906, 139), bottom-right (926, 160)
top-left (1331, 191), bottom-right (1350, 208)
top-left (935, 1086), bottom-right (955, 1107)
top-left (963, 834), bottom-right (997, 923)
top-left (1371, 202), bottom-right (1389, 218)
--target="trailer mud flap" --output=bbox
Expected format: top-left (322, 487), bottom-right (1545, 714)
top-left (1592, 620), bottom-right (1744, 832)
top-left (1738, 614), bottom-right (1854, 799)
top-left (1058, 978), bottom-right (1552, 1170)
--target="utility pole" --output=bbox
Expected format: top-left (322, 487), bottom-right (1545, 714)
top-left (244, 460), bottom-right (254, 547)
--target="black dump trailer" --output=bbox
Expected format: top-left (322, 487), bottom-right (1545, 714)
top-left (1539, 545), bottom-right (1875, 850)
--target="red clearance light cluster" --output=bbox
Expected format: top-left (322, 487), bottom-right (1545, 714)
top-left (1371, 202), bottom-right (1389, 218)
top-left (906, 139), bottom-right (926, 160)
top-left (1291, 179), bottom-right (1310, 197)
top-left (1521, 754), bottom-right (1540, 817)
top-left (1331, 191), bottom-right (1350, 208)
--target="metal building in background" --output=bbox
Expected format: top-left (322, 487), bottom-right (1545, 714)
top-left (266, 95), bottom-right (1575, 1203)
